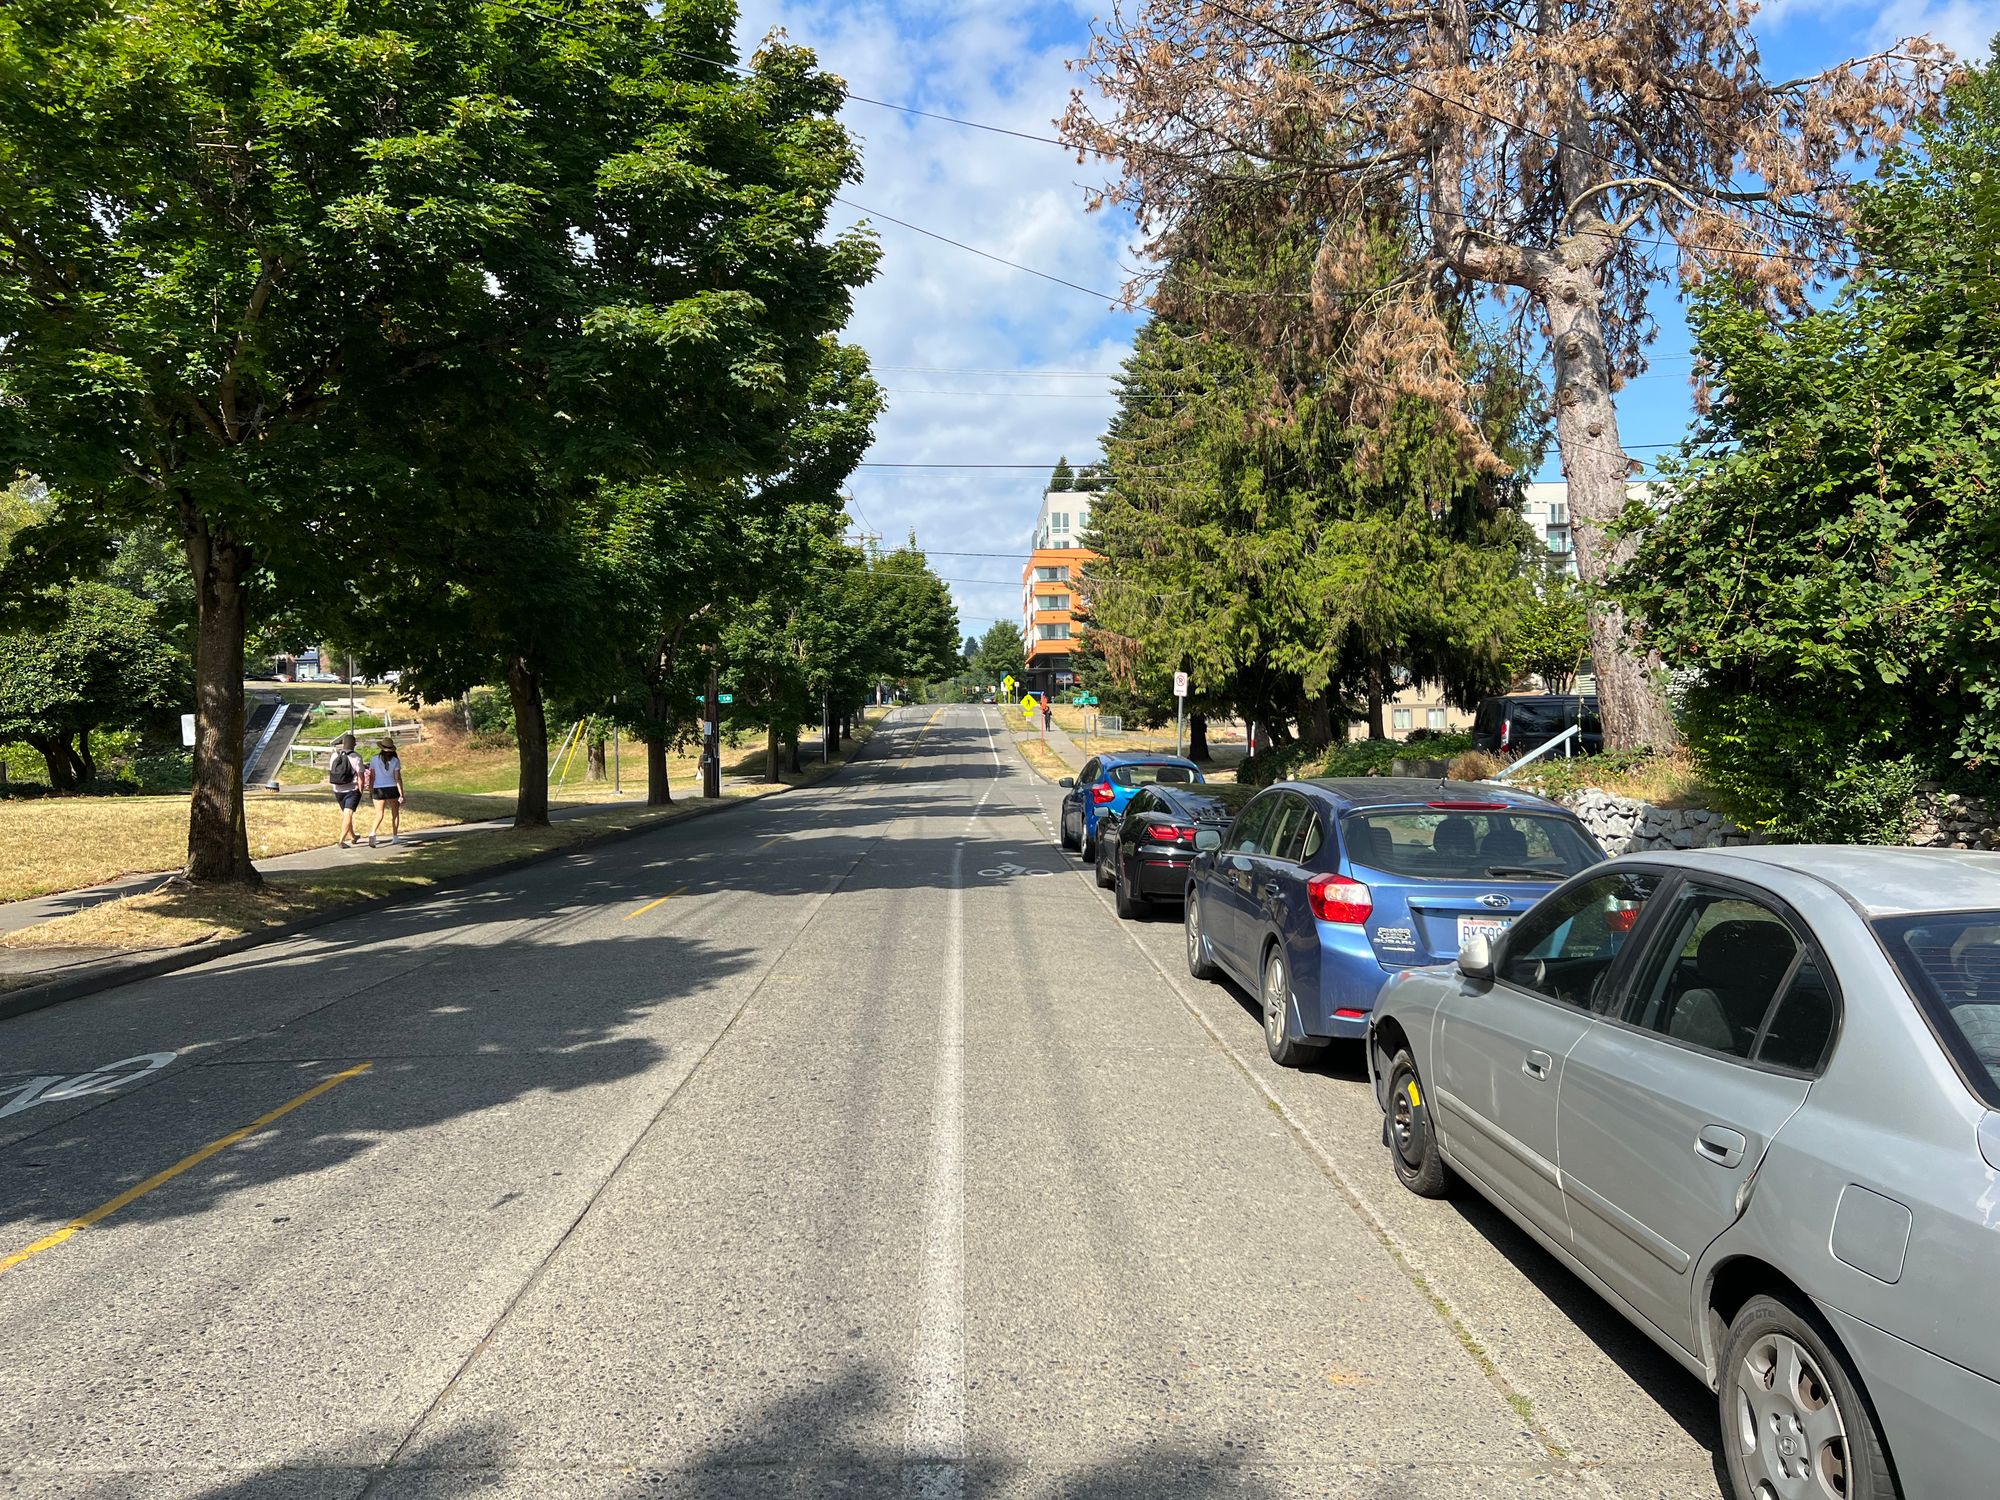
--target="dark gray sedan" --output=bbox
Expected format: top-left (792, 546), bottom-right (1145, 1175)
top-left (1368, 847), bottom-right (2000, 1500)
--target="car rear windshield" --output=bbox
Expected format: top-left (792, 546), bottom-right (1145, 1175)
top-left (1181, 784), bottom-right (1257, 821)
top-left (1341, 809), bottom-right (1601, 881)
top-left (1111, 763), bottom-right (1198, 787)
top-left (1874, 912), bottom-right (2000, 1108)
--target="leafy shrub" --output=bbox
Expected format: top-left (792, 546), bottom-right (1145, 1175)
top-left (465, 688), bottom-right (516, 745)
top-left (1235, 739), bottom-right (1326, 788)
top-left (1238, 733), bottom-right (1477, 787)
top-left (1678, 693), bottom-right (1917, 843)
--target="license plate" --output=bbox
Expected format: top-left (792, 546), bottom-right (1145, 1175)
top-left (1457, 915), bottom-right (1513, 946)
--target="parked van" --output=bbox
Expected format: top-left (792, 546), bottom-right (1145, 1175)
top-left (1470, 694), bottom-right (1602, 757)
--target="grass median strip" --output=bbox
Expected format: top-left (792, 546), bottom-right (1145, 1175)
top-left (0, 1062), bottom-right (373, 1276)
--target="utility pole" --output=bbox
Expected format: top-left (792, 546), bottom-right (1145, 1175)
top-left (703, 664), bottom-right (721, 799)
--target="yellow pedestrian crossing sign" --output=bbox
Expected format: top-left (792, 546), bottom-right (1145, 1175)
top-left (1019, 694), bottom-right (1039, 721)
top-left (1001, 674), bottom-right (1016, 697)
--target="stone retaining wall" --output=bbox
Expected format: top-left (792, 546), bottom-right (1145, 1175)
top-left (1556, 788), bottom-right (1754, 856)
top-left (1907, 789), bottom-right (2000, 850)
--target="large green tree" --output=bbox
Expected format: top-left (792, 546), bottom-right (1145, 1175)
top-left (1617, 51), bottom-right (2000, 840)
top-left (0, 582), bottom-right (187, 789)
top-left (0, 0), bottom-right (568, 875)
top-left (970, 619), bottom-right (1024, 687)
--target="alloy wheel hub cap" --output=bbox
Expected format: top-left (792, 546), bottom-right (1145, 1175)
top-left (1736, 1332), bottom-right (1848, 1500)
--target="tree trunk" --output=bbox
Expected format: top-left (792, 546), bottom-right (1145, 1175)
top-left (586, 735), bottom-right (606, 782)
top-left (507, 655), bottom-right (550, 827)
top-left (1188, 713), bottom-right (1209, 762)
top-left (1305, 696), bottom-right (1333, 748)
top-left (787, 730), bottom-right (803, 774)
top-left (30, 736), bottom-right (75, 792)
top-left (644, 687), bottom-right (673, 805)
top-left (764, 719), bottom-right (781, 783)
top-left (75, 730), bottom-right (96, 785)
top-left (1539, 260), bottom-right (1679, 752)
top-left (1364, 670), bottom-right (1386, 740)
top-left (184, 517), bottom-right (258, 883)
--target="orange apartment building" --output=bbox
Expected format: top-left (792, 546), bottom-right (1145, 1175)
top-left (1020, 488), bottom-right (1095, 697)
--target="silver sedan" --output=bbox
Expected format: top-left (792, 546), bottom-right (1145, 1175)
top-left (1367, 846), bottom-right (2000, 1500)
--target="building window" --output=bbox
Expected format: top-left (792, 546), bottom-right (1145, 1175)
top-left (1034, 566), bottom-right (1070, 582)
top-left (1427, 708), bottom-right (1447, 730)
top-left (1038, 593), bottom-right (1070, 611)
top-left (1036, 622), bottom-right (1071, 641)
top-left (1391, 708), bottom-right (1413, 730)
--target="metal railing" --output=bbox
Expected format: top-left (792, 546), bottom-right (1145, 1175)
top-left (1488, 723), bottom-right (1582, 780)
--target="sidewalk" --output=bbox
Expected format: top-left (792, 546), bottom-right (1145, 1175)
top-left (1039, 716), bottom-right (1088, 772)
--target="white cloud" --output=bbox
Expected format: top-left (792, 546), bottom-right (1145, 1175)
top-left (1756, 0), bottom-right (2000, 56)
top-left (732, 0), bottom-right (1142, 640)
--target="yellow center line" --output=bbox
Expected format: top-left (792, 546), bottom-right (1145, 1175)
top-left (0, 1062), bottom-right (373, 1277)
top-left (900, 707), bottom-right (944, 769)
top-left (624, 885), bottom-right (689, 920)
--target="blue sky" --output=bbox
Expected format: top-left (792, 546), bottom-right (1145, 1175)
top-left (731, 0), bottom-right (2000, 643)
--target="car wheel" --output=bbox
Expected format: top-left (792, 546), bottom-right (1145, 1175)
top-left (1115, 861), bottom-right (1145, 919)
top-left (1059, 808), bottom-right (1077, 851)
top-left (1719, 1294), bottom-right (1896, 1500)
top-left (1080, 826), bottom-right (1096, 862)
top-left (1185, 891), bottom-right (1220, 980)
top-left (1385, 1051), bottom-right (1452, 1198)
top-left (1095, 836), bottom-right (1115, 888)
top-left (1261, 943), bottom-right (1325, 1068)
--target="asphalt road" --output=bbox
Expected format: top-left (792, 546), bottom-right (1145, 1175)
top-left (0, 707), bottom-right (1725, 1499)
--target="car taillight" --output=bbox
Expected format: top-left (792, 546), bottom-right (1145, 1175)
top-left (1091, 781), bottom-right (1115, 804)
top-left (1144, 822), bottom-right (1196, 846)
top-left (1500, 719), bottom-right (1511, 748)
top-left (1307, 875), bottom-right (1372, 924)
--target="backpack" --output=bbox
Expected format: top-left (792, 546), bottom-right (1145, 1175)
top-left (327, 751), bottom-right (356, 788)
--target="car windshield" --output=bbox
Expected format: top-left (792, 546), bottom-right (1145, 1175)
top-left (1342, 808), bottom-right (1601, 881)
top-left (1874, 911), bottom-right (2000, 1107)
top-left (1111, 762), bottom-right (1198, 787)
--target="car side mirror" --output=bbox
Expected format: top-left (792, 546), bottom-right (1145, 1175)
top-left (1059, 777), bottom-right (1074, 788)
top-left (1458, 935), bottom-right (1495, 982)
top-left (1194, 827), bottom-right (1223, 851)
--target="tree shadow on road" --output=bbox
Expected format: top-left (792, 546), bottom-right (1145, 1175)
top-left (165, 1357), bottom-right (1437, 1499)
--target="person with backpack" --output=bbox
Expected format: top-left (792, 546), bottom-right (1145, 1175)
top-left (366, 737), bottom-right (405, 848)
top-left (327, 732), bottom-right (364, 848)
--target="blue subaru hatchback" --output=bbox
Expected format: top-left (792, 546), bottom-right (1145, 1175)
top-left (1058, 752), bottom-right (1204, 859)
top-left (1183, 778), bottom-right (1605, 1065)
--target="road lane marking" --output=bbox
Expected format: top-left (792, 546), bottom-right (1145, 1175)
top-left (899, 707), bottom-right (944, 769)
top-left (902, 745), bottom-right (997, 1499)
top-left (0, 1052), bottom-right (177, 1120)
top-left (623, 886), bottom-right (689, 921)
top-left (0, 1062), bottom-right (373, 1277)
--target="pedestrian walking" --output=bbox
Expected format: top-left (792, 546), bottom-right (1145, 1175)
top-left (327, 732), bottom-right (364, 848)
top-left (1041, 694), bottom-right (1053, 732)
top-left (367, 738), bottom-right (405, 847)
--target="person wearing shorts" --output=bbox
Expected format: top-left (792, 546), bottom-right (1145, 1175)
top-left (329, 733), bottom-right (364, 848)
top-left (367, 738), bottom-right (405, 848)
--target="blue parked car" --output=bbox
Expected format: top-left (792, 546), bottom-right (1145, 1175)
top-left (1183, 778), bottom-right (1606, 1066)
top-left (1058, 752), bottom-right (1204, 859)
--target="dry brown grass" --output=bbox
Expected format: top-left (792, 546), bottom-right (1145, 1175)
top-left (1011, 733), bottom-right (1076, 784)
top-left (2, 708), bottom-right (888, 952)
top-left (0, 788), bottom-right (531, 903)
top-left (3, 804), bottom-right (697, 952)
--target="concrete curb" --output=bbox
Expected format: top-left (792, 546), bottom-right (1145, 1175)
top-left (0, 725), bottom-right (892, 1025)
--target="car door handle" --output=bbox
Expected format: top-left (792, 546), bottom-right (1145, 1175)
top-left (1695, 1125), bottom-right (1748, 1169)
top-left (1521, 1050), bottom-right (1553, 1080)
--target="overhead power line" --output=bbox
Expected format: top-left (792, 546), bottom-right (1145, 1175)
top-left (836, 197), bottom-right (1131, 306)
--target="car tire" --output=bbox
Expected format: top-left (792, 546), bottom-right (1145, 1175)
top-left (1260, 943), bottom-right (1326, 1068)
top-left (1080, 827), bottom-right (1096, 863)
top-left (1185, 891), bottom-right (1220, 980)
top-left (1059, 809), bottom-right (1077, 851)
top-left (1095, 837), bottom-right (1115, 889)
top-left (1115, 862), bottom-right (1145, 919)
top-left (1719, 1293), bottom-right (1897, 1500)
top-left (1385, 1051), bottom-right (1452, 1198)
